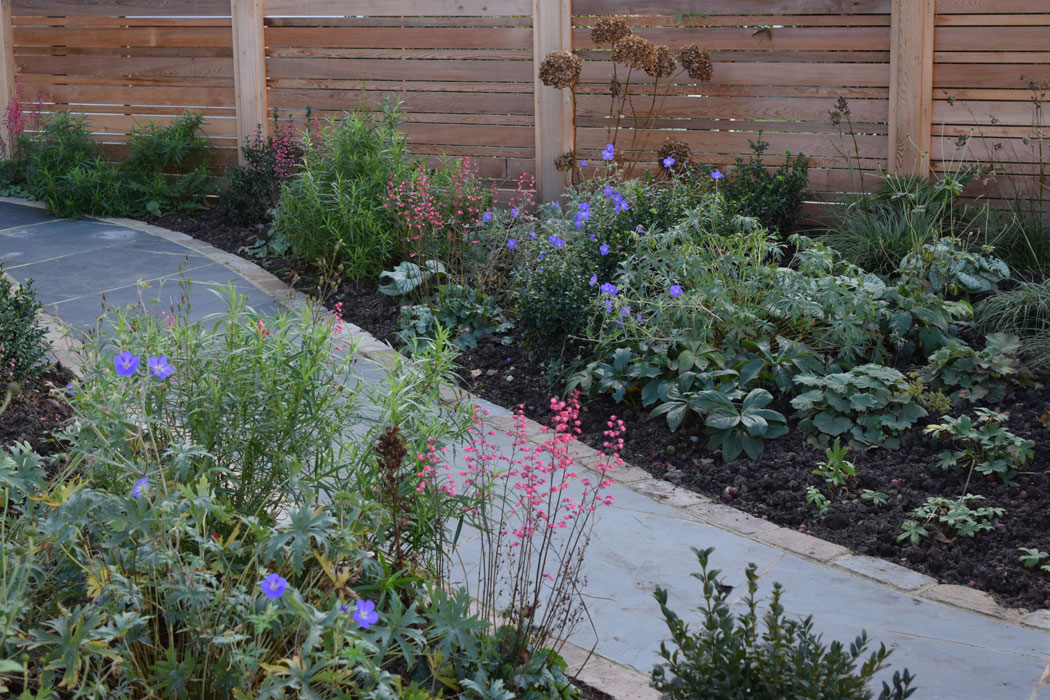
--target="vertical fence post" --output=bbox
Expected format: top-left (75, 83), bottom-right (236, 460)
top-left (888, 0), bottom-right (934, 177)
top-left (533, 0), bottom-right (572, 202)
top-left (0, 0), bottom-right (14, 157)
top-left (231, 0), bottom-right (267, 164)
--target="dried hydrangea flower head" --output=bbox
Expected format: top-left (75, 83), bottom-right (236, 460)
top-left (612, 35), bottom-right (657, 72)
top-left (647, 45), bottom-right (678, 79)
top-left (591, 16), bottom-right (632, 47)
top-left (657, 137), bottom-right (692, 169)
top-left (554, 151), bottom-right (575, 172)
top-left (679, 44), bottom-right (713, 81)
top-left (539, 50), bottom-right (583, 89)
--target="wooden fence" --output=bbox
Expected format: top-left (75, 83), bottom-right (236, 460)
top-left (0, 0), bottom-right (1048, 206)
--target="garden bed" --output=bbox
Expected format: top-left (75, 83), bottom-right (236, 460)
top-left (0, 365), bottom-right (73, 461)
top-left (155, 207), bottom-right (1050, 612)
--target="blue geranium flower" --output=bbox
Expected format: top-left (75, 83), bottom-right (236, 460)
top-left (669, 285), bottom-right (683, 298)
top-left (131, 476), bottom-right (149, 499)
top-left (712, 170), bottom-right (724, 180)
top-left (602, 143), bottom-right (615, 160)
top-left (147, 356), bottom-right (174, 380)
top-left (599, 243), bottom-right (610, 256)
top-left (507, 238), bottom-right (517, 249)
top-left (589, 274), bottom-right (597, 287)
top-left (260, 573), bottom-right (287, 600)
top-left (482, 211), bottom-right (493, 222)
top-left (600, 282), bottom-right (617, 295)
top-left (662, 156), bottom-right (675, 168)
top-left (354, 600), bottom-right (380, 629)
top-left (114, 351), bottom-right (140, 376)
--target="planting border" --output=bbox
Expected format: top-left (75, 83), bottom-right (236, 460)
top-left (7, 198), bottom-right (1049, 695)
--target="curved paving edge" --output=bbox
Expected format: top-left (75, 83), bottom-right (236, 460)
top-left (7, 199), bottom-right (1049, 696)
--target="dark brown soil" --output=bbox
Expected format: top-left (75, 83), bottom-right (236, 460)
top-left (576, 678), bottom-right (614, 700)
top-left (1, 366), bottom-right (74, 458)
top-left (152, 207), bottom-right (1050, 612)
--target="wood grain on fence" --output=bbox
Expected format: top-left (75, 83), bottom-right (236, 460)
top-left (1, 0), bottom-right (1048, 206)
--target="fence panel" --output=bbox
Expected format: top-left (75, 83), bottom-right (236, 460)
top-left (264, 3), bottom-right (535, 184)
top-left (930, 0), bottom-right (1050, 208)
top-left (10, 1), bottom-right (237, 161)
top-left (571, 0), bottom-right (892, 200)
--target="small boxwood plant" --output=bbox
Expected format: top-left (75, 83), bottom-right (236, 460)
top-left (0, 266), bottom-right (48, 382)
top-left (791, 364), bottom-right (926, 450)
top-left (651, 546), bottom-right (917, 699)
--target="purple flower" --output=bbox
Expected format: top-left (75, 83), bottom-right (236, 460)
top-left (662, 156), bottom-right (675, 168)
top-left (64, 381), bottom-right (77, 397)
top-left (578, 202), bottom-right (590, 213)
top-left (529, 230), bottom-right (536, 239)
top-left (539, 251), bottom-right (545, 261)
top-left (341, 604), bottom-right (350, 612)
top-left (114, 351), bottom-right (140, 376)
top-left (147, 355), bottom-right (174, 380)
top-left (579, 160), bottom-right (588, 167)
top-left (511, 208), bottom-right (520, 217)
top-left (131, 476), bottom-right (149, 499)
top-left (603, 185), bottom-right (614, 197)
top-left (354, 599), bottom-right (379, 629)
top-left (548, 234), bottom-right (565, 249)
top-left (507, 238), bottom-right (517, 250)
top-left (589, 274), bottom-right (597, 287)
top-left (712, 170), bottom-right (724, 180)
top-left (602, 143), bottom-right (615, 160)
top-left (589, 234), bottom-right (597, 242)
top-left (482, 211), bottom-right (493, 223)
top-left (605, 300), bottom-right (613, 312)
top-left (620, 305), bottom-right (631, 318)
top-left (615, 198), bottom-right (629, 214)
top-left (599, 244), bottom-right (610, 256)
top-left (636, 225), bottom-right (645, 234)
top-left (600, 282), bottom-right (617, 296)
top-left (552, 200), bottom-right (560, 209)
top-left (637, 313), bottom-right (643, 322)
top-left (669, 285), bottom-right (683, 298)
top-left (260, 573), bottom-right (287, 600)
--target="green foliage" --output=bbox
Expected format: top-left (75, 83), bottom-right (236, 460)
top-left (692, 388), bottom-right (788, 461)
top-left (792, 364), bottom-right (926, 450)
top-left (0, 266), bottom-right (48, 382)
top-left (121, 112), bottom-right (214, 217)
top-left (379, 260), bottom-right (448, 298)
top-left (721, 138), bottom-right (809, 234)
top-left (923, 334), bottom-right (1030, 405)
top-left (1018, 548), bottom-right (1050, 573)
top-left (512, 251), bottom-right (597, 359)
top-left (22, 111), bottom-right (212, 219)
top-left (975, 280), bottom-right (1050, 371)
top-left (898, 495), bottom-right (1004, 544)
top-left (813, 439), bottom-right (856, 490)
top-left (898, 238), bottom-right (1009, 295)
top-left (222, 111), bottom-right (308, 226)
top-left (651, 546), bottom-right (917, 700)
top-left (273, 102), bottom-right (407, 280)
top-left (924, 408), bottom-right (1034, 485)
top-left (905, 372), bottom-right (953, 415)
top-left (397, 285), bottom-right (512, 351)
top-left (805, 485), bottom-right (830, 516)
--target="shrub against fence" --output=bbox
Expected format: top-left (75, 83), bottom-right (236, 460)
top-left (1, 0), bottom-right (1048, 207)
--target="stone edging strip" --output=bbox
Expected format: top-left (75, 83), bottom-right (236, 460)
top-left (5, 199), bottom-right (1047, 694)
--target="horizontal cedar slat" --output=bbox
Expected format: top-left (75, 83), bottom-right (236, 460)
top-left (15, 54), bottom-right (234, 79)
top-left (266, 27), bottom-right (532, 50)
top-left (934, 64), bottom-right (1050, 88)
top-left (936, 26), bottom-right (1050, 51)
top-left (580, 62), bottom-right (890, 87)
top-left (575, 94), bottom-right (889, 122)
top-left (936, 0), bottom-right (1050, 13)
top-left (573, 26), bottom-right (890, 51)
top-left (572, 15), bottom-right (892, 27)
top-left (269, 88), bottom-right (534, 114)
top-left (13, 27), bottom-right (232, 48)
top-left (24, 83), bottom-right (234, 108)
top-left (11, 0), bottom-right (231, 16)
top-left (263, 0), bottom-right (533, 16)
top-left (572, 0), bottom-right (891, 14)
top-left (267, 57), bottom-right (533, 82)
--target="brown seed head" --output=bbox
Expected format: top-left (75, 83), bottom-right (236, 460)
top-left (612, 35), bottom-right (657, 72)
top-left (591, 16), bottom-right (632, 47)
top-left (539, 50), bottom-right (582, 89)
top-left (647, 45), bottom-right (678, 79)
top-left (657, 137), bottom-right (692, 170)
top-left (679, 44), bottom-right (713, 81)
top-left (554, 151), bottom-right (575, 172)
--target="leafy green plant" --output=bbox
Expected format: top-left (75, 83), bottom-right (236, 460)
top-left (1018, 548), bottom-right (1050, 573)
top-left (0, 266), bottom-right (48, 382)
top-left (791, 364), bottom-right (926, 450)
top-left (121, 112), bottom-right (213, 216)
top-left (923, 333), bottom-right (1030, 405)
top-left (813, 439), bottom-right (856, 490)
top-left (693, 388), bottom-right (788, 461)
top-left (651, 546), bottom-right (917, 700)
top-left (379, 260), bottom-right (447, 297)
top-left (861, 490), bottom-right (890, 507)
top-left (898, 494), bottom-right (1004, 544)
top-left (924, 408), bottom-right (1034, 485)
top-left (905, 371), bottom-right (952, 414)
top-left (805, 485), bottom-right (830, 516)
top-left (397, 285), bottom-right (512, 352)
top-left (272, 100), bottom-right (408, 280)
top-left (898, 238), bottom-right (1009, 295)
top-left (722, 138), bottom-right (809, 234)
top-left (975, 280), bottom-right (1050, 371)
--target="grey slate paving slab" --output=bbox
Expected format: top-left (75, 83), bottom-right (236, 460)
top-left (6, 201), bottom-right (1049, 699)
top-left (0, 200), bottom-right (58, 229)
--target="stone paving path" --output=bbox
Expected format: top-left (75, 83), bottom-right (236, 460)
top-left (3, 199), bottom-right (1049, 700)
